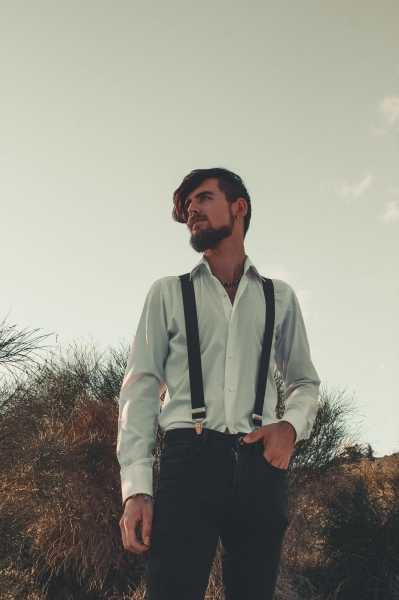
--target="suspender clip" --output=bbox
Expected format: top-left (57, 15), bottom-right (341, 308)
top-left (194, 421), bottom-right (204, 435)
top-left (252, 413), bottom-right (263, 429)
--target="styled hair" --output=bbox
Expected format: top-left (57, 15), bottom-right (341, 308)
top-left (172, 167), bottom-right (252, 238)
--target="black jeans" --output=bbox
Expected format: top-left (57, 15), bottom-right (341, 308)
top-left (147, 427), bottom-right (289, 600)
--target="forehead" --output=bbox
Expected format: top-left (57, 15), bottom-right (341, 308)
top-left (186, 178), bottom-right (221, 202)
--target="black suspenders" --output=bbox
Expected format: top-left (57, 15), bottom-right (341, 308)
top-left (179, 273), bottom-right (275, 434)
top-left (179, 273), bottom-right (207, 433)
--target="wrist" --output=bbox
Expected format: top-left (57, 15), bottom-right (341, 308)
top-left (279, 420), bottom-right (297, 443)
top-left (123, 493), bottom-right (153, 510)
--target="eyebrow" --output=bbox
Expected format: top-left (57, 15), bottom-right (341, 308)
top-left (185, 190), bottom-right (215, 204)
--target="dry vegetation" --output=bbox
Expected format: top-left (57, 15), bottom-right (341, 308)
top-left (0, 341), bottom-right (398, 599)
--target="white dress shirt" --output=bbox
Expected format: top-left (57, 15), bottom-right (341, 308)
top-left (116, 254), bottom-right (321, 503)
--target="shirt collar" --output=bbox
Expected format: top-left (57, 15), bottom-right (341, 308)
top-left (189, 254), bottom-right (263, 282)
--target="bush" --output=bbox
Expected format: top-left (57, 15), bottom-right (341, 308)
top-left (302, 472), bottom-right (399, 599)
top-left (0, 342), bottom-right (147, 599)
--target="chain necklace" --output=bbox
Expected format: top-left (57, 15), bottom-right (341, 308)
top-left (221, 277), bottom-right (241, 288)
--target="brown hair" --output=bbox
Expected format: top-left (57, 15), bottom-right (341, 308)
top-left (172, 167), bottom-right (252, 238)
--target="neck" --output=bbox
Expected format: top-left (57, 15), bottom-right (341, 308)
top-left (203, 247), bottom-right (247, 284)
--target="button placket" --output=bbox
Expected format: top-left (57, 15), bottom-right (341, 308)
top-left (231, 435), bottom-right (246, 490)
top-left (224, 325), bottom-right (235, 399)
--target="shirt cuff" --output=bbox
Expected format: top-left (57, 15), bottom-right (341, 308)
top-left (120, 462), bottom-right (154, 505)
top-left (280, 404), bottom-right (315, 444)
top-left (280, 384), bottom-right (321, 443)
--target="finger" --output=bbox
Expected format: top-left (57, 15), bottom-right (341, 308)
top-left (142, 508), bottom-right (153, 547)
top-left (264, 451), bottom-right (287, 470)
top-left (263, 450), bottom-right (273, 463)
top-left (120, 520), bottom-right (127, 549)
top-left (122, 516), bottom-right (150, 554)
top-left (275, 459), bottom-right (289, 470)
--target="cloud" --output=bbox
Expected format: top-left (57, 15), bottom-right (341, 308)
top-left (380, 199), bottom-right (399, 223)
top-left (370, 94), bottom-right (399, 136)
top-left (338, 174), bottom-right (375, 199)
top-left (379, 96), bottom-right (399, 126)
top-left (370, 125), bottom-right (388, 137)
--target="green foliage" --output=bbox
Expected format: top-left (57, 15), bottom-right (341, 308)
top-left (274, 365), bottom-right (286, 419)
top-left (285, 386), bottom-right (363, 488)
top-left (338, 442), bottom-right (374, 463)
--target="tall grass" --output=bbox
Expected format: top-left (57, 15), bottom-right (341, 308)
top-left (0, 339), bottom-right (397, 599)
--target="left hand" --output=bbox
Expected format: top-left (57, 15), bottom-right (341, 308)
top-left (242, 421), bottom-right (296, 470)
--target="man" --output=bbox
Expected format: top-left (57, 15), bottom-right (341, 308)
top-left (117, 167), bottom-right (321, 599)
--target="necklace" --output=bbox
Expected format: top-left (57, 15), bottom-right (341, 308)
top-left (221, 276), bottom-right (241, 288)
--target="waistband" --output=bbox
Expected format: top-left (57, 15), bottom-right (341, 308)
top-left (163, 427), bottom-right (258, 451)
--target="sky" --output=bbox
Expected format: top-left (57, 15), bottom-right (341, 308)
top-left (1, 1), bottom-right (398, 457)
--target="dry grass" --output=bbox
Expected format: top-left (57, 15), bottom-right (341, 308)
top-left (1, 344), bottom-right (398, 599)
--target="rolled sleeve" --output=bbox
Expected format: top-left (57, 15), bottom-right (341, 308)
top-left (274, 284), bottom-right (321, 443)
top-left (116, 278), bottom-right (169, 504)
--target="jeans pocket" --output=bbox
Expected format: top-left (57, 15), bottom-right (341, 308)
top-left (254, 442), bottom-right (288, 475)
top-left (255, 452), bottom-right (289, 531)
top-left (261, 455), bottom-right (288, 475)
top-left (159, 443), bottom-right (196, 490)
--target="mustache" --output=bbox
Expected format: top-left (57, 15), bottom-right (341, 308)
top-left (189, 217), bottom-right (207, 227)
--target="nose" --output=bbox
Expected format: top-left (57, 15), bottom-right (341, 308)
top-left (187, 203), bottom-right (200, 217)
top-left (187, 206), bottom-right (202, 226)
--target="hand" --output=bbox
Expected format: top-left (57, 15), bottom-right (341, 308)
top-left (242, 421), bottom-right (296, 470)
top-left (119, 494), bottom-right (154, 554)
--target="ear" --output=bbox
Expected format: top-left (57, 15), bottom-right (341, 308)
top-left (237, 196), bottom-right (248, 217)
top-left (231, 196), bottom-right (247, 218)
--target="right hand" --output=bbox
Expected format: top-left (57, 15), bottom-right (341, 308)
top-left (119, 494), bottom-right (154, 554)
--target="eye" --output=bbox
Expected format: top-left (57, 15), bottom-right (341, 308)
top-left (185, 195), bottom-right (210, 213)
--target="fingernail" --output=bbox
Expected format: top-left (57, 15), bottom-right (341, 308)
top-left (144, 537), bottom-right (150, 545)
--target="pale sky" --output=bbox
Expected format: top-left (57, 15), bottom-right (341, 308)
top-left (1, 1), bottom-right (398, 457)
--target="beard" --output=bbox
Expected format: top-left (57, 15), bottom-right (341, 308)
top-left (189, 213), bottom-right (234, 253)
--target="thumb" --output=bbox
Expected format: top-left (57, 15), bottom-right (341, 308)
top-left (143, 533), bottom-right (151, 546)
top-left (142, 521), bottom-right (152, 546)
top-left (242, 429), bottom-right (262, 443)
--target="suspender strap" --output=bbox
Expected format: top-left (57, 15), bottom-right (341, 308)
top-left (252, 277), bottom-right (275, 429)
top-left (179, 272), bottom-right (275, 434)
top-left (179, 273), bottom-right (206, 433)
